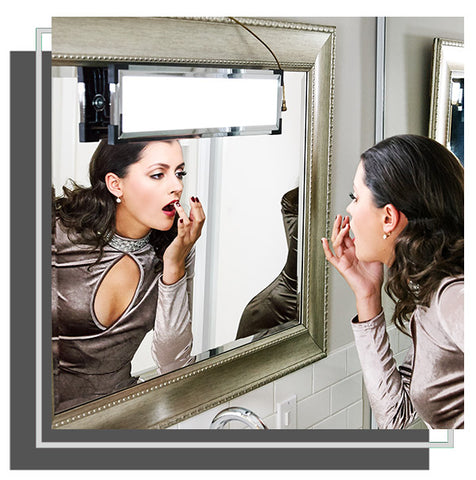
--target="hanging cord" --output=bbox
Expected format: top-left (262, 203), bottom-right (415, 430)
top-left (228, 16), bottom-right (287, 111)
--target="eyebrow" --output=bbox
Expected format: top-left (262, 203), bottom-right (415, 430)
top-left (148, 162), bottom-right (185, 171)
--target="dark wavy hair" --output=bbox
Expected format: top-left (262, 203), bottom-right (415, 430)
top-left (53, 139), bottom-right (178, 262)
top-left (361, 134), bottom-right (464, 334)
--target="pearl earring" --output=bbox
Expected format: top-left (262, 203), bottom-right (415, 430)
top-left (116, 197), bottom-right (122, 204)
top-left (383, 232), bottom-right (391, 240)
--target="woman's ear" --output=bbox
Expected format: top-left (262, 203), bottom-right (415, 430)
top-left (105, 172), bottom-right (122, 198)
top-left (383, 204), bottom-right (407, 236)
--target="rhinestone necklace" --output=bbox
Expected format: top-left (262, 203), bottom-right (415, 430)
top-left (108, 232), bottom-right (151, 253)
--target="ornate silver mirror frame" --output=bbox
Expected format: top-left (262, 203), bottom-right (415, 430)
top-left (51, 16), bottom-right (335, 429)
top-left (429, 38), bottom-right (464, 155)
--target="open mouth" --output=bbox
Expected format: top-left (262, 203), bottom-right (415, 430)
top-left (162, 200), bottom-right (179, 216)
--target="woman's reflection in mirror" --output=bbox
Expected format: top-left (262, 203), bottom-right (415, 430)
top-left (236, 187), bottom-right (299, 339)
top-left (322, 134), bottom-right (464, 428)
top-left (52, 139), bottom-right (205, 412)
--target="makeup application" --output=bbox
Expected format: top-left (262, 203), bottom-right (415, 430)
top-left (162, 200), bottom-right (181, 218)
top-left (115, 141), bottom-right (186, 237)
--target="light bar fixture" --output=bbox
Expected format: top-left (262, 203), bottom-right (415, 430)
top-left (78, 64), bottom-right (284, 144)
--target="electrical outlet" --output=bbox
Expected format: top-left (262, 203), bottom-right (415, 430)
top-left (277, 395), bottom-right (297, 429)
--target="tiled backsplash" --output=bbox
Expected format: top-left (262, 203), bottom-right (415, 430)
top-left (170, 325), bottom-right (413, 429)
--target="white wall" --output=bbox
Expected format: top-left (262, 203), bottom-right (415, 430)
top-left (170, 331), bottom-right (413, 430)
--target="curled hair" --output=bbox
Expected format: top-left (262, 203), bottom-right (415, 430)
top-left (53, 139), bottom-right (178, 263)
top-left (361, 134), bottom-right (464, 333)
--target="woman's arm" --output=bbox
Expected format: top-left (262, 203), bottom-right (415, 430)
top-left (151, 197), bottom-right (204, 374)
top-left (351, 311), bottom-right (418, 429)
top-left (162, 197), bottom-right (205, 285)
top-left (151, 249), bottom-right (196, 374)
top-left (322, 215), bottom-right (417, 428)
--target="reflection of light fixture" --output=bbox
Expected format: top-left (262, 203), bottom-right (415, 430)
top-left (78, 64), bottom-right (284, 144)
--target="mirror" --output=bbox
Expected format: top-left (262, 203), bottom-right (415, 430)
top-left (50, 16), bottom-right (335, 429)
top-left (52, 67), bottom-right (306, 409)
top-left (429, 38), bottom-right (464, 164)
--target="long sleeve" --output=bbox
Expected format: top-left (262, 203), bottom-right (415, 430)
top-left (351, 311), bottom-right (418, 429)
top-left (151, 249), bottom-right (196, 374)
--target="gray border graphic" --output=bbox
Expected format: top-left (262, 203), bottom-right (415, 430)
top-left (9, 27), bottom-right (433, 468)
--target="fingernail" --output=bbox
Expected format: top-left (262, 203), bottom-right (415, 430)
top-left (195, 197), bottom-right (200, 203)
top-left (191, 197), bottom-right (196, 202)
top-left (175, 201), bottom-right (181, 208)
top-left (179, 218), bottom-right (183, 223)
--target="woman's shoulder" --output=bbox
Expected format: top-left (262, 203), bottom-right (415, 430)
top-left (436, 275), bottom-right (464, 304)
top-left (52, 216), bottom-right (93, 253)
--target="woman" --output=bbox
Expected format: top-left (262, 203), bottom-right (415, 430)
top-left (322, 134), bottom-right (463, 429)
top-left (52, 139), bottom-right (205, 412)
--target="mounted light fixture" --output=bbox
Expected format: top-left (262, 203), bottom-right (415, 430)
top-left (78, 64), bottom-right (284, 144)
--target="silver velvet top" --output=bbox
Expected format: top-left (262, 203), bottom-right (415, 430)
top-left (351, 276), bottom-right (464, 429)
top-left (52, 219), bottom-right (195, 412)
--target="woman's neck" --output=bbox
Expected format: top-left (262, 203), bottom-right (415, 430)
top-left (114, 211), bottom-right (151, 239)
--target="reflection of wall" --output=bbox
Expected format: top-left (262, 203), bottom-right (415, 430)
top-left (170, 16), bottom-right (464, 430)
top-left (52, 67), bottom-right (97, 191)
top-left (385, 17), bottom-right (464, 137)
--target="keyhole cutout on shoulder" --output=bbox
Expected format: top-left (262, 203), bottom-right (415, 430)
top-left (94, 255), bottom-right (141, 328)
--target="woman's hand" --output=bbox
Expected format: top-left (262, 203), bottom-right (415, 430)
top-left (321, 215), bottom-right (384, 321)
top-left (162, 197), bottom-right (205, 285)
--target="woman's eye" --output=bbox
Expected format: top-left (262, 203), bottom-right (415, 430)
top-left (176, 170), bottom-right (187, 180)
top-left (349, 192), bottom-right (357, 201)
top-left (150, 173), bottom-right (164, 180)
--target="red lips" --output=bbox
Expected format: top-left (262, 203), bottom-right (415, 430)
top-left (162, 200), bottom-right (179, 217)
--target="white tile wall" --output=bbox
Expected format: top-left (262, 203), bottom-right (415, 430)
top-left (171, 326), bottom-right (413, 429)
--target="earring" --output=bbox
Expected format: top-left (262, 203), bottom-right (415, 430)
top-left (116, 197), bottom-right (122, 204)
top-left (383, 231), bottom-right (391, 240)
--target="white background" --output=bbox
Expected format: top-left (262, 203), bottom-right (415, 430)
top-left (1, 1), bottom-right (473, 479)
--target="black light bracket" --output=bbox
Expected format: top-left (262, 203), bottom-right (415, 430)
top-left (77, 66), bottom-right (114, 142)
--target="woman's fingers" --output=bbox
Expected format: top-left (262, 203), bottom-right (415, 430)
top-left (174, 197), bottom-right (206, 240)
top-left (331, 214), bottom-right (342, 242)
top-left (189, 196), bottom-right (206, 223)
top-left (173, 201), bottom-right (188, 221)
top-left (331, 214), bottom-right (351, 241)
top-left (188, 197), bottom-right (206, 238)
top-left (321, 238), bottom-right (337, 265)
top-left (343, 232), bottom-right (355, 250)
top-left (322, 213), bottom-right (352, 266)
top-left (335, 222), bottom-right (350, 243)
top-left (333, 223), bottom-right (350, 257)
top-left (173, 201), bottom-right (190, 232)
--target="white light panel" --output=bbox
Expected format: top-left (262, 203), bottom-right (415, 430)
top-left (111, 67), bottom-right (283, 141)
